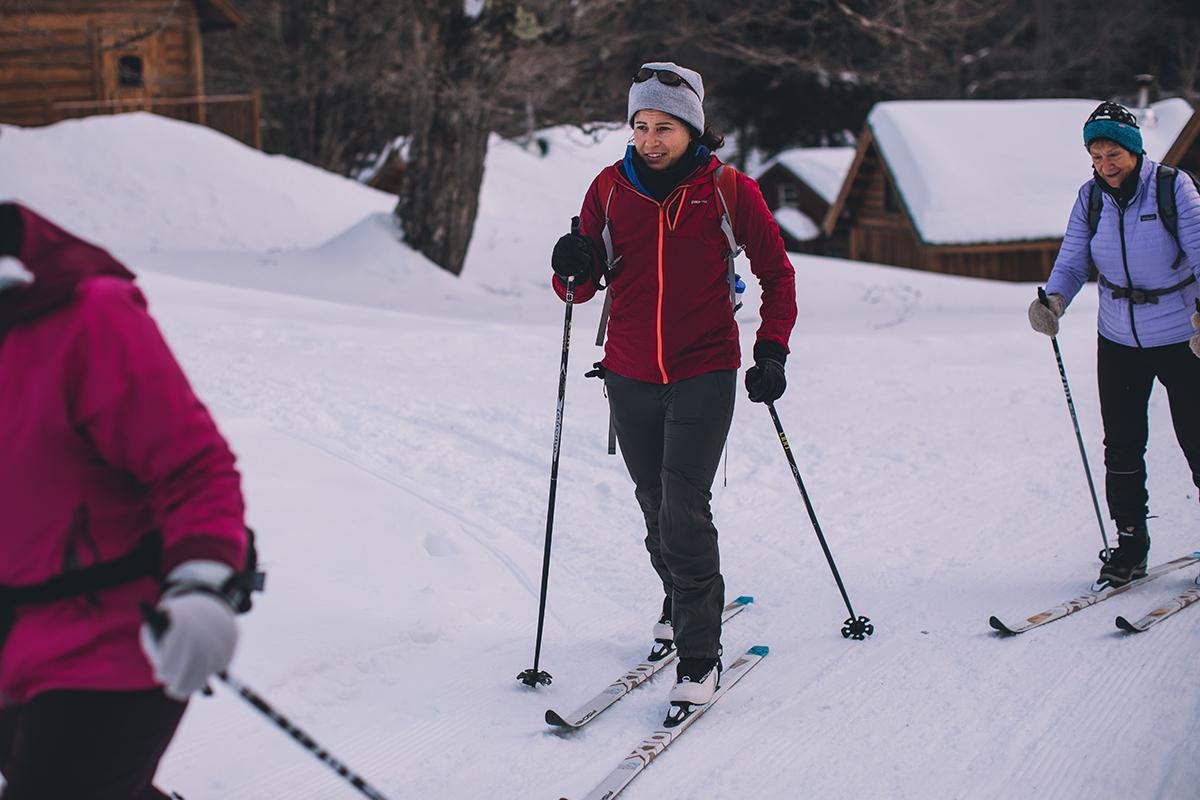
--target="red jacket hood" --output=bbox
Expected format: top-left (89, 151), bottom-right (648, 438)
top-left (0, 203), bottom-right (134, 331)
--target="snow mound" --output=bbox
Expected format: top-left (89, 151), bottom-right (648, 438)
top-left (0, 112), bottom-right (397, 251)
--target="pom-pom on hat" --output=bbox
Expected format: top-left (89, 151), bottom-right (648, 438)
top-left (628, 61), bottom-right (705, 134)
top-left (1083, 101), bottom-right (1143, 155)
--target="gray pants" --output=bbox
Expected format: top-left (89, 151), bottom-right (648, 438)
top-left (605, 369), bottom-right (736, 659)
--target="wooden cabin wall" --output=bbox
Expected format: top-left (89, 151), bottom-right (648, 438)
top-left (756, 166), bottom-right (830, 224)
top-left (929, 243), bottom-right (1059, 282)
top-left (0, 1), bottom-right (204, 125)
top-left (755, 163), bottom-right (832, 254)
top-left (832, 143), bottom-right (925, 268)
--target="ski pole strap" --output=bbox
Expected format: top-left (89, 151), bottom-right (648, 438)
top-left (1098, 273), bottom-right (1197, 305)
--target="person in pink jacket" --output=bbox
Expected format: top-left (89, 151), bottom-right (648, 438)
top-left (0, 203), bottom-right (250, 799)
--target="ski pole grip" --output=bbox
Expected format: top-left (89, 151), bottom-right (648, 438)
top-left (571, 216), bottom-right (581, 235)
top-left (1038, 286), bottom-right (1050, 308)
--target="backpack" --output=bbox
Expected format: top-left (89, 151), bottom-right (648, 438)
top-left (1084, 163), bottom-right (1200, 304)
top-left (1087, 164), bottom-right (1200, 259)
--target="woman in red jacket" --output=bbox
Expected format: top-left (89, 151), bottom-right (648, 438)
top-left (0, 203), bottom-right (249, 799)
top-left (551, 62), bottom-right (796, 723)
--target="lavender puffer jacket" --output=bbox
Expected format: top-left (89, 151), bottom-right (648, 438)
top-left (1046, 157), bottom-right (1200, 348)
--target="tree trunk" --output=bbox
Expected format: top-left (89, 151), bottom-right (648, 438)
top-left (396, 83), bottom-right (490, 277)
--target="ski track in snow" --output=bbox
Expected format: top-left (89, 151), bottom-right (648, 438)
top-left (5, 116), bottom-right (1200, 799)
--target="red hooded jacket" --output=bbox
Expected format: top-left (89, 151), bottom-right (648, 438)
top-left (0, 204), bottom-right (246, 706)
top-left (554, 154), bottom-right (796, 383)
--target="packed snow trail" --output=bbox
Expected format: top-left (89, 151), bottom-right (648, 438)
top-left (2, 115), bottom-right (1200, 799)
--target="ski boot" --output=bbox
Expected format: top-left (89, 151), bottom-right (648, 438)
top-left (1097, 525), bottom-right (1150, 589)
top-left (665, 655), bottom-right (721, 727)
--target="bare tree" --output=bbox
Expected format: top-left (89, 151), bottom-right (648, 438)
top-left (204, 0), bottom-right (409, 173)
top-left (394, 0), bottom-right (667, 276)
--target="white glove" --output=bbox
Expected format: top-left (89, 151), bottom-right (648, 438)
top-left (1191, 309), bottom-right (1200, 359)
top-left (1028, 293), bottom-right (1066, 336)
top-left (140, 561), bottom-right (239, 701)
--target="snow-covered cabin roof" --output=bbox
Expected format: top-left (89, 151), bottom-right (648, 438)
top-left (754, 147), bottom-right (857, 204)
top-left (865, 97), bottom-right (1194, 245)
top-left (773, 207), bottom-right (821, 242)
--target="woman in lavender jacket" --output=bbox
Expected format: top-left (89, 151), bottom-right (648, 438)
top-left (1029, 101), bottom-right (1200, 589)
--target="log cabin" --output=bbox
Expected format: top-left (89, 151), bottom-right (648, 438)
top-left (822, 98), bottom-right (1195, 282)
top-left (753, 147), bottom-right (855, 254)
top-left (0, 0), bottom-right (258, 148)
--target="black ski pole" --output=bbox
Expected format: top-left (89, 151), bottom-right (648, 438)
top-left (1038, 287), bottom-right (1111, 561)
top-left (518, 217), bottom-right (581, 688)
top-left (140, 604), bottom-right (393, 800)
top-left (766, 403), bottom-right (873, 640)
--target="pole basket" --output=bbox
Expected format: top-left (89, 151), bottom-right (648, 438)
top-left (517, 668), bottom-right (553, 688)
top-left (842, 615), bottom-right (874, 640)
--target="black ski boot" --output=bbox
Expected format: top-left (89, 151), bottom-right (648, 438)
top-left (1097, 525), bottom-right (1150, 588)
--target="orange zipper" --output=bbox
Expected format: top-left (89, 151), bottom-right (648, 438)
top-left (656, 206), bottom-right (667, 383)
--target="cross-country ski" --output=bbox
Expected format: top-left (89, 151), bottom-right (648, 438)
top-left (559, 646), bottom-right (769, 800)
top-left (1116, 584), bottom-right (1200, 632)
top-left (546, 596), bottom-right (753, 729)
top-left (989, 554), bottom-right (1200, 634)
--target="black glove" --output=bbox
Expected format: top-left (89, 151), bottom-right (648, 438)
top-left (745, 340), bottom-right (787, 404)
top-left (552, 233), bottom-right (595, 285)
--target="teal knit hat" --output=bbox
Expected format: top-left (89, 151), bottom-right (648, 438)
top-left (1083, 101), bottom-right (1143, 154)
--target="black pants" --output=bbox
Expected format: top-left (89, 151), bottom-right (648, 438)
top-left (1097, 334), bottom-right (1200, 530)
top-left (606, 369), bottom-right (736, 660)
top-left (0, 689), bottom-right (186, 800)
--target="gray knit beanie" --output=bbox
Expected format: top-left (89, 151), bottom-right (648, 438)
top-left (627, 61), bottom-right (705, 134)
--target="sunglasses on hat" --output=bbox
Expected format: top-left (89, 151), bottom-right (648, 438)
top-left (633, 68), bottom-right (698, 97)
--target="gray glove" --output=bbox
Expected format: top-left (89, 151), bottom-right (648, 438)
top-left (1191, 307), bottom-right (1200, 359)
top-left (1028, 293), bottom-right (1066, 336)
top-left (140, 561), bottom-right (239, 701)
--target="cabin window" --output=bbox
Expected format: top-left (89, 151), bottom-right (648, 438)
top-left (884, 178), bottom-right (900, 213)
top-left (118, 56), bottom-right (144, 88)
top-left (779, 183), bottom-right (799, 207)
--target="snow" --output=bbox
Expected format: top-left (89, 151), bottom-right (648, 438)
top-left (754, 146), bottom-right (857, 204)
top-left (4, 112), bottom-right (1200, 800)
top-left (869, 97), bottom-right (1195, 246)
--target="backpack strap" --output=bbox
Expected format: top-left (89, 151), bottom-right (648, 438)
top-left (712, 164), bottom-right (745, 310)
top-left (1158, 163), bottom-right (1180, 242)
top-left (1154, 163), bottom-right (1200, 270)
top-left (0, 533), bottom-right (163, 656)
top-left (595, 172), bottom-right (622, 346)
top-left (1087, 180), bottom-right (1103, 237)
